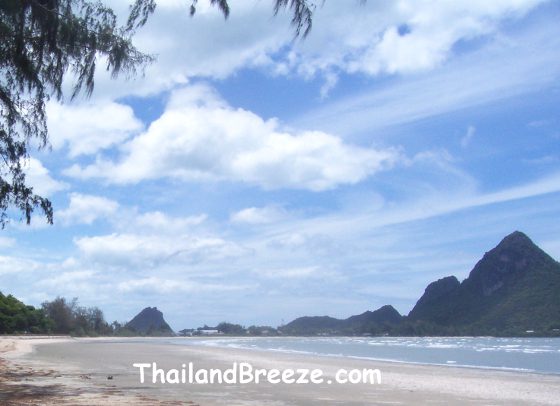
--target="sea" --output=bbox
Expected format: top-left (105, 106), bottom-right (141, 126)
top-left (162, 336), bottom-right (560, 375)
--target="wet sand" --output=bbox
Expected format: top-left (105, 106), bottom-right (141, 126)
top-left (2, 336), bottom-right (560, 405)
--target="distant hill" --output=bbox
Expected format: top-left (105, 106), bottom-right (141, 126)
top-left (281, 231), bottom-right (560, 336)
top-left (125, 307), bottom-right (174, 335)
top-left (280, 305), bottom-right (402, 335)
top-left (280, 315), bottom-right (342, 335)
top-left (408, 231), bottom-right (560, 335)
top-left (345, 305), bottom-right (403, 326)
top-left (407, 276), bottom-right (460, 323)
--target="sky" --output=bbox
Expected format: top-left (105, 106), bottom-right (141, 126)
top-left (2, 0), bottom-right (560, 330)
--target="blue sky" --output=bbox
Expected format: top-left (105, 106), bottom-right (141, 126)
top-left (1, 0), bottom-right (560, 330)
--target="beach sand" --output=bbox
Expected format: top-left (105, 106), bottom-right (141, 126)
top-left (2, 336), bottom-right (560, 405)
top-left (0, 337), bottom-right (184, 405)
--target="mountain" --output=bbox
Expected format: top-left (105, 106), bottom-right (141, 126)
top-left (345, 305), bottom-right (403, 326)
top-left (407, 276), bottom-right (460, 323)
top-left (280, 231), bottom-right (560, 336)
top-left (408, 231), bottom-right (560, 335)
top-left (281, 305), bottom-right (402, 335)
top-left (280, 315), bottom-right (342, 335)
top-left (125, 307), bottom-right (174, 335)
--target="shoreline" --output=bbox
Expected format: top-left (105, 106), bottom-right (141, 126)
top-left (0, 336), bottom-right (187, 405)
top-left (2, 336), bottom-right (560, 405)
top-left (149, 335), bottom-right (560, 376)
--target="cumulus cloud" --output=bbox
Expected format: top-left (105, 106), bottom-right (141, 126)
top-left (74, 232), bottom-right (247, 268)
top-left (0, 255), bottom-right (41, 276)
top-left (65, 85), bottom-right (400, 191)
top-left (230, 206), bottom-right (288, 224)
top-left (47, 101), bottom-right (143, 157)
top-left (86, 0), bottom-right (293, 100)
top-left (57, 193), bottom-right (120, 225)
top-left (123, 211), bottom-right (207, 232)
top-left (78, 0), bottom-right (548, 102)
top-left (23, 158), bottom-right (68, 197)
top-left (286, 0), bottom-right (546, 81)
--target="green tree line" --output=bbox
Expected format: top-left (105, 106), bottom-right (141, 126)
top-left (0, 292), bottom-right (114, 336)
top-left (0, 291), bottom-right (51, 333)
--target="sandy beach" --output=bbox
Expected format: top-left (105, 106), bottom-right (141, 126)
top-left (2, 336), bottom-right (560, 405)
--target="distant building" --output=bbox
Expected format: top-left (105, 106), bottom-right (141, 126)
top-left (199, 329), bottom-right (221, 335)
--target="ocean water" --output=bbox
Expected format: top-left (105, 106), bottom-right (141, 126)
top-left (167, 336), bottom-right (560, 375)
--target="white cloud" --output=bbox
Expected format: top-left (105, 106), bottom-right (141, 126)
top-left (267, 233), bottom-right (308, 249)
top-left (342, 0), bottom-right (544, 76)
top-left (23, 158), bottom-right (68, 197)
top-left (65, 85), bottom-right (401, 191)
top-left (296, 18), bottom-right (560, 134)
top-left (80, 0), bottom-right (548, 101)
top-left (38, 270), bottom-right (96, 287)
top-left (117, 277), bottom-right (253, 294)
top-left (0, 255), bottom-right (40, 276)
top-left (127, 211), bottom-right (207, 231)
top-left (260, 171), bottom-right (560, 243)
top-left (85, 0), bottom-right (293, 100)
top-left (264, 0), bottom-right (548, 89)
top-left (256, 266), bottom-right (322, 280)
top-left (47, 101), bottom-right (143, 157)
top-left (57, 193), bottom-right (119, 225)
top-left (467, 171), bottom-right (560, 208)
top-left (74, 232), bottom-right (247, 268)
top-left (0, 237), bottom-right (16, 249)
top-left (461, 126), bottom-right (476, 148)
top-left (231, 206), bottom-right (287, 224)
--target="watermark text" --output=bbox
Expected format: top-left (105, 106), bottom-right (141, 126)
top-left (132, 362), bottom-right (381, 385)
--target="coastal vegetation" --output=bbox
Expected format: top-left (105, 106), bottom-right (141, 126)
top-left (0, 292), bottom-right (51, 334)
top-left (0, 294), bottom-right (114, 335)
top-left (41, 297), bottom-right (112, 336)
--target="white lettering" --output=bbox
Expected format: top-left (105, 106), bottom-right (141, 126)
top-left (132, 363), bottom-right (151, 384)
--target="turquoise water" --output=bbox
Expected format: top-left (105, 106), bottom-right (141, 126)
top-left (167, 336), bottom-right (560, 375)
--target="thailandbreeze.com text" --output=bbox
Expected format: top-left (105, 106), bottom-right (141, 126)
top-left (133, 362), bottom-right (382, 385)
